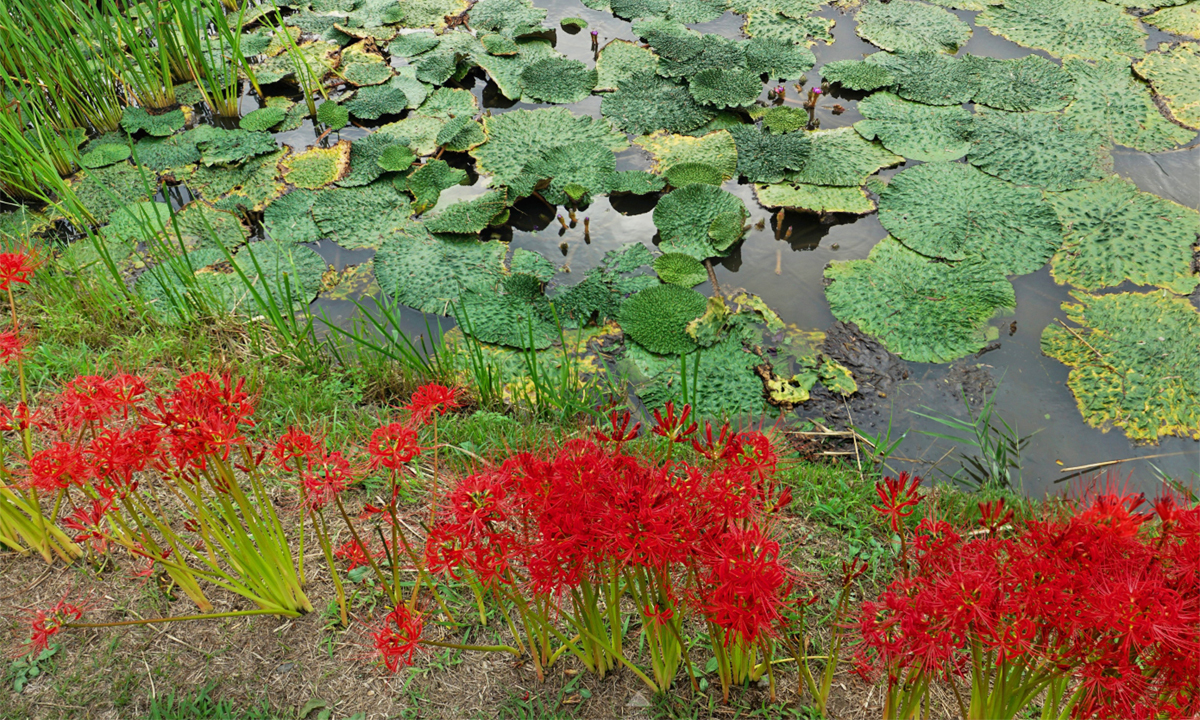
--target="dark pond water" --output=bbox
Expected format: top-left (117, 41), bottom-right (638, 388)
top-left (251, 1), bottom-right (1200, 497)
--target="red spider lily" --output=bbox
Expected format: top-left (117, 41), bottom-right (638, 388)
top-left (26, 442), bottom-right (93, 492)
top-left (147, 372), bottom-right (256, 470)
top-left (842, 556), bottom-right (869, 586)
top-left (872, 473), bottom-right (922, 532)
top-left (62, 500), bottom-right (112, 552)
top-left (85, 425), bottom-right (160, 495)
top-left (405, 383), bottom-right (459, 424)
top-left (272, 427), bottom-right (319, 468)
top-left (0, 251), bottom-right (38, 291)
top-left (651, 401), bottom-right (697, 442)
top-left (0, 330), bottom-right (24, 364)
top-left (699, 522), bottom-right (794, 645)
top-left (643, 604), bottom-right (675, 625)
top-left (691, 421), bottom-right (736, 462)
top-left (595, 409), bottom-right (640, 445)
top-left (373, 605), bottom-right (424, 672)
top-left (728, 431), bottom-right (778, 480)
top-left (335, 539), bottom-right (377, 569)
top-left (367, 423), bottom-right (422, 470)
top-left (978, 499), bottom-right (1014, 536)
top-left (26, 601), bottom-right (83, 655)
top-left (302, 450), bottom-right (353, 510)
top-left (55, 375), bottom-right (119, 429)
top-left (0, 401), bottom-right (46, 433)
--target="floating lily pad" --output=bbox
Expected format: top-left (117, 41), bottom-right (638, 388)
top-left (689, 68), bottom-right (763, 109)
top-left (744, 36), bottom-right (816, 80)
top-left (390, 31), bottom-right (440, 58)
top-left (966, 54), bottom-right (1076, 112)
top-left (320, 259), bottom-right (380, 300)
top-left (868, 51), bottom-right (977, 105)
top-left (228, 241), bottom-right (327, 313)
top-left (424, 190), bottom-right (509, 235)
top-left (254, 40), bottom-right (340, 84)
top-left (391, 67), bottom-right (432, 109)
top-left (198, 130), bottom-right (278, 166)
top-left (635, 130), bottom-right (738, 180)
top-left (482, 32), bottom-right (522, 56)
top-left (1133, 43), bottom-right (1200, 130)
top-left (636, 333), bottom-right (766, 417)
top-left (239, 107), bottom-right (286, 132)
top-left (854, 92), bottom-right (972, 162)
top-left (403, 160), bottom-right (469, 212)
top-left (339, 133), bottom-right (403, 187)
top-left (101, 201), bottom-right (173, 246)
top-left (820, 59), bottom-right (895, 91)
top-left (511, 142), bottom-right (617, 205)
top-left (968, 111), bottom-right (1111, 191)
top-left (153, 201), bottom-right (249, 255)
top-left (121, 107), bottom-right (187, 137)
top-left (193, 149), bottom-right (289, 214)
top-left (787, 127), bottom-right (904, 187)
top-left (1048, 176), bottom-right (1200, 293)
top-left (728, 125), bottom-right (811, 184)
top-left (264, 189), bottom-right (321, 244)
top-left (511, 249), bottom-right (558, 282)
top-left (620, 284), bottom-right (709, 355)
top-left (374, 224), bottom-right (506, 314)
top-left (596, 40), bottom-right (661, 91)
top-left (317, 101), bottom-right (350, 130)
top-left (878, 162), bottom-right (1062, 275)
top-left (80, 143), bottom-right (131, 169)
top-left (824, 237), bottom-right (1015, 363)
top-left (602, 71), bottom-right (715, 135)
top-left (377, 114), bottom-right (446, 156)
top-left (759, 107), bottom-right (807, 135)
top-left (754, 183), bottom-right (877, 214)
top-left (977, 0), bottom-right (1146, 61)
top-left (345, 84), bottom-right (409, 120)
top-left (654, 253), bottom-right (708, 287)
top-left (665, 163), bottom-right (725, 187)
top-left (647, 30), bottom-right (745, 79)
top-left (457, 282), bottom-right (559, 350)
top-left (311, 182), bottom-right (414, 249)
top-left (469, 0), bottom-right (547, 37)
top-left (473, 37), bottom-right (555, 100)
top-left (280, 141), bottom-right (352, 189)
top-left (68, 163), bottom-right (152, 225)
top-left (1063, 59), bottom-right (1196, 152)
top-left (417, 87), bottom-right (478, 120)
top-left (438, 117), bottom-right (484, 154)
top-left (561, 16), bottom-right (588, 31)
top-left (398, 0), bottom-right (469, 30)
top-left (743, 11), bottom-right (834, 46)
top-left (519, 56), bottom-right (598, 104)
top-left (855, 0), bottom-right (972, 54)
top-left (1143, 3), bottom-right (1200, 39)
top-left (654, 184), bottom-right (748, 259)
top-left (1040, 291), bottom-right (1200, 443)
top-left (343, 60), bottom-right (393, 86)
top-left (472, 108), bottom-right (628, 188)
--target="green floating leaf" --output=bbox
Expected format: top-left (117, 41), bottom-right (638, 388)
top-left (473, 37), bottom-right (554, 100)
top-left (595, 39), bottom-right (661, 92)
top-left (977, 0), bottom-right (1147, 61)
top-left (520, 56), bottom-right (598, 104)
top-left (342, 60), bottom-right (393, 86)
top-left (855, 0), bottom-right (972, 54)
top-left (121, 107), bottom-right (187, 137)
top-left (788, 127), bottom-right (904, 187)
top-left (482, 33), bottom-right (521, 56)
top-left (511, 248), bottom-right (557, 281)
top-left (391, 67), bottom-right (432, 109)
top-left (378, 145), bottom-right (417, 173)
top-left (317, 101), bottom-right (350, 130)
top-left (339, 133), bottom-right (403, 188)
top-left (824, 237), bottom-right (1016, 363)
top-left (620, 284), bottom-right (709, 355)
top-left (191, 149), bottom-right (288, 214)
top-left (665, 163), bottom-right (725, 187)
top-left (753, 183), bottom-right (877, 214)
top-left (156, 201), bottom-right (249, 254)
top-left (424, 189), bottom-right (509, 235)
top-left (854, 92), bottom-right (972, 162)
top-left (469, 0), bottom-right (547, 37)
top-left (707, 211), bottom-right (746, 252)
top-left (968, 111), bottom-right (1111, 191)
top-left (378, 114), bottom-right (446, 156)
top-left (607, 170), bottom-right (667, 194)
top-left (472, 108), bottom-right (627, 188)
top-left (102, 201), bottom-right (173, 244)
top-left (635, 130), bottom-right (737, 180)
top-left (512, 142), bottom-right (617, 205)
top-left (688, 68), bottom-right (763, 109)
top-left (868, 51), bottom-right (975, 105)
top-left (878, 162), bottom-right (1062, 275)
top-left (239, 106), bottom-right (287, 132)
top-left (761, 107), bottom-right (809, 134)
top-left (602, 71), bottom-right (715, 135)
top-left (743, 11), bottom-right (833, 46)
top-left (820, 59), bottom-right (895, 91)
top-left (458, 282), bottom-right (559, 350)
top-left (654, 184), bottom-right (748, 259)
top-left (1143, 3), bottom-right (1200, 40)
top-left (417, 87), bottom-right (478, 120)
top-left (728, 125), bottom-right (811, 184)
top-left (80, 143), bottom-right (131, 169)
top-left (1041, 291), bottom-right (1200, 443)
top-left (388, 32), bottom-right (441, 58)
top-left (744, 36), bottom-right (816, 80)
top-left (1134, 43), bottom-right (1200, 130)
top-left (398, 0), bottom-right (470, 30)
top-left (404, 160), bottom-right (469, 212)
top-left (374, 224), bottom-right (506, 315)
top-left (311, 182), bottom-right (414, 249)
top-left (264, 188), bottom-right (322, 244)
top-left (281, 141), bottom-right (352, 189)
top-left (965, 55), bottom-right (1076, 112)
top-left (198, 130), bottom-right (279, 167)
top-left (68, 163), bottom-right (152, 225)
top-left (654, 252), bottom-right (708, 287)
top-left (1048, 176), bottom-right (1200, 293)
top-left (345, 84), bottom-right (409, 120)
top-left (560, 16), bottom-right (588, 31)
top-left (1065, 59), bottom-right (1196, 152)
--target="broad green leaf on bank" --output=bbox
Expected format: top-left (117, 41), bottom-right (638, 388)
top-left (1041, 292), bottom-right (1200, 443)
top-left (754, 183), bottom-right (878, 214)
top-left (280, 141), bottom-right (352, 189)
top-left (1134, 43), bottom-right (1200, 130)
top-left (878, 162), bottom-right (1062, 275)
top-left (855, 0), bottom-right (972, 54)
top-left (968, 112), bottom-right (1111, 191)
top-left (471, 108), bottom-right (628, 188)
top-left (1063, 59), bottom-right (1196, 152)
top-left (635, 130), bottom-right (738, 180)
top-left (1048, 176), bottom-right (1200, 294)
top-left (653, 184), bottom-right (748, 259)
top-left (374, 224), bottom-right (506, 315)
top-left (602, 71), bottom-right (715, 135)
top-left (786, 127), bottom-right (903, 187)
top-left (977, 0), bottom-right (1147, 61)
top-left (824, 237), bottom-right (1015, 363)
top-left (854, 92), bottom-right (972, 161)
top-left (635, 334), bottom-right (767, 416)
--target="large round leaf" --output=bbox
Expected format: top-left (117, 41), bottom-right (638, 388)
top-left (1064, 59), bottom-right (1196, 152)
top-left (977, 0), bottom-right (1146, 61)
top-left (619, 284), bottom-right (708, 355)
top-left (854, 92), bottom-right (972, 162)
top-left (967, 112), bottom-right (1111, 191)
top-left (653, 184), bottom-right (748, 259)
top-left (855, 0), bottom-right (971, 54)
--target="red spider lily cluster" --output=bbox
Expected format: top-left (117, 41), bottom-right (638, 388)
top-left (858, 480), bottom-right (1200, 719)
top-left (421, 403), bottom-right (798, 696)
top-left (25, 600), bottom-right (83, 655)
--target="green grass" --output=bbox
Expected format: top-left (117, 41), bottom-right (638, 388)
top-left (145, 683), bottom-right (273, 720)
